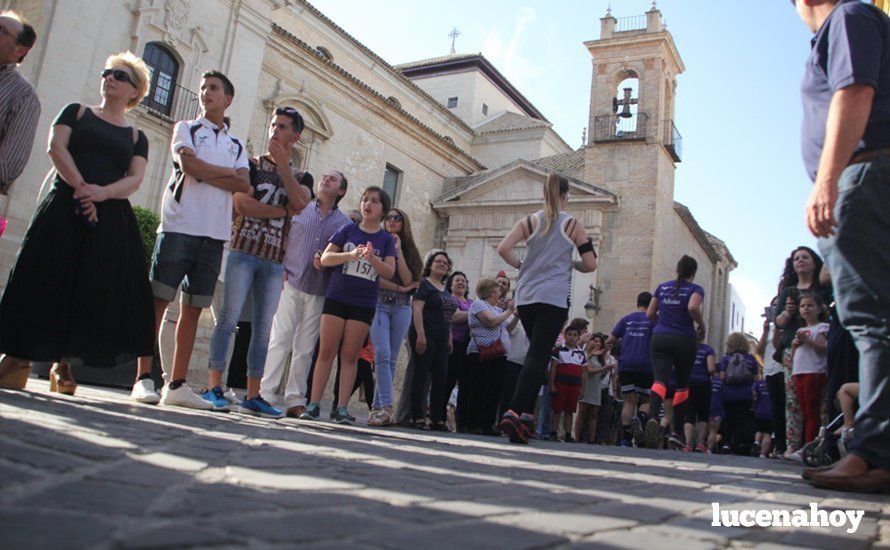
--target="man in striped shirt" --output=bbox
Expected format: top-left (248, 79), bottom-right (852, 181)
top-left (0, 11), bottom-right (39, 200)
top-left (204, 106), bottom-right (312, 417)
top-left (259, 170), bottom-right (350, 417)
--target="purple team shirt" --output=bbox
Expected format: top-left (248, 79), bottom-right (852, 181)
top-left (611, 311), bottom-right (654, 372)
top-left (325, 223), bottom-right (397, 309)
top-left (690, 343), bottom-right (716, 383)
top-left (753, 380), bottom-right (772, 421)
top-left (653, 280), bottom-right (704, 338)
top-left (719, 353), bottom-right (758, 403)
top-left (450, 296), bottom-right (473, 342)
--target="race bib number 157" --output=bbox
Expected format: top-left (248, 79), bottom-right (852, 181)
top-left (342, 243), bottom-right (377, 281)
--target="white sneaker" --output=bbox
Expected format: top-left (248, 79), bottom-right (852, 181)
top-left (131, 378), bottom-right (160, 404)
top-left (223, 387), bottom-right (239, 404)
top-left (160, 383), bottom-right (213, 410)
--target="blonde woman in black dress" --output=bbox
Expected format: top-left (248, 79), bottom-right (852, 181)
top-left (0, 52), bottom-right (154, 394)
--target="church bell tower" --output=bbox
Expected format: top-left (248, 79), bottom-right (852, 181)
top-left (583, 4), bottom-right (686, 333)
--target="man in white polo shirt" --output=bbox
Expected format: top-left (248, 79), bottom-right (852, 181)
top-left (131, 70), bottom-right (250, 409)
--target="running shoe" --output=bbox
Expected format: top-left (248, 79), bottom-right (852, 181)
top-left (201, 386), bottom-right (230, 410)
top-left (498, 410), bottom-right (532, 444)
top-left (238, 396), bottom-right (284, 419)
top-left (694, 443), bottom-right (709, 453)
top-left (160, 384), bottom-right (213, 410)
top-left (681, 445), bottom-right (693, 453)
top-left (643, 418), bottom-right (664, 450)
top-left (632, 413), bottom-right (646, 448)
top-left (332, 407), bottom-right (353, 425)
top-left (667, 432), bottom-right (684, 450)
top-left (299, 402), bottom-right (321, 420)
top-left (130, 379), bottom-right (160, 405)
top-left (619, 439), bottom-right (632, 448)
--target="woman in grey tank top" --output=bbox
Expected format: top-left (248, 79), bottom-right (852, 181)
top-left (495, 174), bottom-right (598, 444)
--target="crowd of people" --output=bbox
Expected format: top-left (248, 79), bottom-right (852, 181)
top-left (0, 0), bottom-right (887, 495)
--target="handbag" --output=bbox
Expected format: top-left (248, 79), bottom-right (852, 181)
top-left (470, 306), bottom-right (505, 361)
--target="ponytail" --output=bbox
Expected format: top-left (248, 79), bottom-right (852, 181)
top-left (674, 255), bottom-right (698, 296)
top-left (541, 173), bottom-right (569, 234)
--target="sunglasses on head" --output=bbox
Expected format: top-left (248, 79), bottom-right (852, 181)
top-left (385, 214), bottom-right (403, 222)
top-left (276, 107), bottom-right (298, 115)
top-left (101, 68), bottom-right (134, 86)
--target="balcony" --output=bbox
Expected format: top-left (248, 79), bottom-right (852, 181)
top-left (592, 113), bottom-right (649, 143)
top-left (664, 119), bottom-right (682, 162)
top-left (141, 83), bottom-right (200, 123)
top-left (615, 15), bottom-right (646, 33)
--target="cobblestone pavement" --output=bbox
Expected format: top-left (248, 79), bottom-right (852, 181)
top-left (1, 381), bottom-right (887, 549)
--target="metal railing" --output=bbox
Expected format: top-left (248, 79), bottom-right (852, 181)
top-left (141, 83), bottom-right (200, 122)
top-left (592, 113), bottom-right (649, 142)
top-left (664, 119), bottom-right (682, 162)
top-left (615, 15), bottom-right (646, 32)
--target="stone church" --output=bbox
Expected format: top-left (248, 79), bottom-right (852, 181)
top-left (1, 0), bottom-right (734, 379)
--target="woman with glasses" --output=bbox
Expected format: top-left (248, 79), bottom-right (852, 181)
top-left (0, 52), bottom-right (155, 393)
top-left (408, 250), bottom-right (456, 430)
top-left (368, 208), bottom-right (422, 426)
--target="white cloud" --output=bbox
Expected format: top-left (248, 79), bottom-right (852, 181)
top-left (480, 7), bottom-right (543, 90)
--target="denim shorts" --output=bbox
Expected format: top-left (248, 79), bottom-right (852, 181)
top-left (149, 232), bottom-right (224, 308)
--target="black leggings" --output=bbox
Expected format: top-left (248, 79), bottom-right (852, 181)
top-left (648, 333), bottom-right (697, 427)
top-left (685, 379), bottom-right (711, 424)
top-left (765, 372), bottom-right (787, 454)
top-left (509, 303), bottom-right (568, 415)
top-left (443, 338), bottom-right (470, 430)
top-left (723, 399), bottom-right (754, 454)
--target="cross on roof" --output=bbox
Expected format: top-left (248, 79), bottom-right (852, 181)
top-left (449, 27), bottom-right (460, 55)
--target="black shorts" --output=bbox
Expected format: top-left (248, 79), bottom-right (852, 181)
top-left (685, 380), bottom-right (711, 424)
top-left (755, 418), bottom-right (774, 435)
top-left (619, 371), bottom-right (653, 395)
top-left (322, 297), bottom-right (376, 325)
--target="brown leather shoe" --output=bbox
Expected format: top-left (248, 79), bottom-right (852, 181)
top-left (286, 405), bottom-right (305, 418)
top-left (809, 467), bottom-right (890, 494)
top-left (801, 464), bottom-right (836, 480)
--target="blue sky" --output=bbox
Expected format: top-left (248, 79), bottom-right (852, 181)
top-left (311, 0), bottom-right (821, 332)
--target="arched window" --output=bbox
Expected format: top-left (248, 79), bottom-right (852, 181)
top-left (315, 46), bottom-right (333, 61)
top-left (142, 42), bottom-right (180, 116)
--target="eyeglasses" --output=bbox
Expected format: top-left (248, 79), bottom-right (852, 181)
top-left (385, 214), bottom-right (403, 222)
top-left (101, 68), bottom-right (135, 86)
top-left (432, 259), bottom-right (450, 266)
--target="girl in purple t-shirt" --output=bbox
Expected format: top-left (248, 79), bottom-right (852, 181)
top-left (301, 186), bottom-right (396, 424)
top-left (642, 255), bottom-right (706, 450)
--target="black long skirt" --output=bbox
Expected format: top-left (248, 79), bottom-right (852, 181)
top-left (0, 183), bottom-right (154, 367)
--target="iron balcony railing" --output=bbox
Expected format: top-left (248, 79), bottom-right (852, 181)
top-left (141, 83), bottom-right (200, 122)
top-left (664, 119), bottom-right (682, 162)
top-left (592, 113), bottom-right (649, 143)
top-left (615, 14), bottom-right (646, 32)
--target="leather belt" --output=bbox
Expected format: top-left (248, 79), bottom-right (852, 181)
top-left (849, 147), bottom-right (890, 166)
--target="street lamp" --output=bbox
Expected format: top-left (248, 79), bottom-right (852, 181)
top-left (584, 284), bottom-right (603, 318)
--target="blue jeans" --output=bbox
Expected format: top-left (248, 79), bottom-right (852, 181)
top-left (370, 302), bottom-right (412, 408)
top-left (538, 386), bottom-right (552, 436)
top-left (818, 156), bottom-right (890, 470)
top-left (209, 251), bottom-right (284, 379)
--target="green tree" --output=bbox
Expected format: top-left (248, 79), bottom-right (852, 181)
top-left (132, 206), bottom-right (160, 271)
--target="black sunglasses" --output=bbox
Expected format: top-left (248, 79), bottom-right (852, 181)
top-left (276, 107), bottom-right (298, 115)
top-left (385, 214), bottom-right (403, 222)
top-left (101, 68), bottom-right (134, 86)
